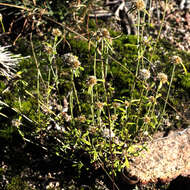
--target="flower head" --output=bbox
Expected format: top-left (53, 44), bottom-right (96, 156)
top-left (87, 76), bottom-right (97, 86)
top-left (112, 102), bottom-right (120, 108)
top-left (96, 102), bottom-right (104, 110)
top-left (148, 96), bottom-right (156, 104)
top-left (135, 0), bottom-right (145, 10)
top-left (111, 114), bottom-right (118, 121)
top-left (44, 45), bottom-right (53, 54)
top-left (96, 28), bottom-right (112, 43)
top-left (52, 28), bottom-right (62, 37)
top-left (143, 116), bottom-right (151, 124)
top-left (12, 119), bottom-right (22, 127)
top-left (157, 73), bottom-right (168, 84)
top-left (140, 69), bottom-right (151, 80)
top-left (63, 53), bottom-right (81, 69)
top-left (124, 100), bottom-right (130, 108)
top-left (77, 115), bottom-right (86, 123)
top-left (102, 128), bottom-right (115, 138)
top-left (172, 56), bottom-right (182, 65)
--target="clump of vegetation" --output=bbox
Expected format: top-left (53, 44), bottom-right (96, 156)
top-left (6, 176), bottom-right (33, 190)
top-left (0, 0), bottom-right (190, 189)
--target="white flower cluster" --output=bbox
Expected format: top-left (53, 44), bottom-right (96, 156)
top-left (0, 46), bottom-right (21, 79)
top-left (63, 53), bottom-right (81, 69)
top-left (140, 69), bottom-right (150, 80)
top-left (102, 128), bottom-right (115, 138)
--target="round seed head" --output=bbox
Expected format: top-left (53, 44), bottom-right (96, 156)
top-left (172, 56), bottom-right (182, 65)
top-left (77, 115), bottom-right (86, 123)
top-left (96, 102), bottom-right (104, 110)
top-left (157, 73), bottom-right (168, 84)
top-left (87, 76), bottom-right (97, 86)
top-left (52, 28), bottom-right (62, 37)
top-left (112, 102), bottom-right (120, 108)
top-left (135, 0), bottom-right (145, 10)
top-left (140, 69), bottom-right (151, 80)
top-left (111, 114), bottom-right (118, 121)
top-left (144, 116), bottom-right (151, 124)
top-left (124, 100), bottom-right (130, 107)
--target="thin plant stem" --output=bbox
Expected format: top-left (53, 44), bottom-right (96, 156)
top-left (70, 90), bottom-right (74, 123)
top-left (71, 70), bottom-right (81, 112)
top-left (157, 64), bottom-right (176, 129)
top-left (90, 87), bottom-right (95, 125)
top-left (129, 10), bottom-right (141, 113)
top-left (30, 33), bottom-right (40, 121)
top-left (0, 20), bottom-right (5, 33)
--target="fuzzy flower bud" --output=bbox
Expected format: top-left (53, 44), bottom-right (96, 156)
top-left (135, 0), bottom-right (145, 10)
top-left (44, 45), bottom-right (53, 54)
top-left (144, 116), bottom-right (151, 124)
top-left (96, 28), bottom-right (112, 43)
top-left (149, 96), bottom-right (156, 104)
top-left (112, 102), bottom-right (120, 108)
top-left (77, 115), bottom-right (86, 123)
top-left (87, 76), bottom-right (97, 86)
top-left (63, 53), bottom-right (81, 69)
top-left (140, 69), bottom-right (151, 80)
top-left (102, 128), bottom-right (115, 138)
top-left (124, 100), bottom-right (130, 108)
top-left (157, 73), bottom-right (168, 84)
top-left (101, 28), bottom-right (110, 38)
top-left (111, 114), bottom-right (118, 121)
top-left (96, 102), bottom-right (104, 110)
top-left (52, 28), bottom-right (62, 37)
top-left (172, 56), bottom-right (182, 65)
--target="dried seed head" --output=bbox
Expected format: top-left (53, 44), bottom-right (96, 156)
top-left (112, 102), bottom-right (120, 108)
top-left (157, 73), bottom-right (168, 84)
top-left (124, 100), bottom-right (130, 108)
top-left (89, 126), bottom-right (97, 134)
top-left (44, 45), bottom-right (53, 54)
top-left (96, 102), bottom-right (104, 110)
top-left (149, 96), bottom-right (156, 103)
top-left (64, 114), bottom-right (72, 122)
top-left (111, 114), bottom-right (118, 121)
top-left (52, 28), bottom-right (62, 37)
top-left (87, 76), bottom-right (97, 86)
top-left (144, 116), bottom-right (151, 124)
top-left (101, 28), bottom-right (110, 38)
top-left (102, 128), bottom-right (115, 138)
top-left (140, 69), bottom-right (151, 80)
top-left (96, 28), bottom-right (112, 43)
top-left (172, 56), bottom-right (182, 65)
top-left (77, 115), bottom-right (86, 123)
top-left (12, 119), bottom-right (22, 127)
top-left (72, 59), bottom-right (81, 69)
top-left (63, 53), bottom-right (81, 69)
top-left (135, 0), bottom-right (145, 10)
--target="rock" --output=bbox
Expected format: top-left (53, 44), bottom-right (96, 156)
top-left (123, 126), bottom-right (190, 185)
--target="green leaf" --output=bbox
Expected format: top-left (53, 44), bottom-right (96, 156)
top-left (122, 156), bottom-right (130, 168)
top-left (81, 138), bottom-right (91, 146)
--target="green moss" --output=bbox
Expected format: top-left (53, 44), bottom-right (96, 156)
top-left (6, 176), bottom-right (32, 190)
top-left (181, 73), bottom-right (190, 89)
